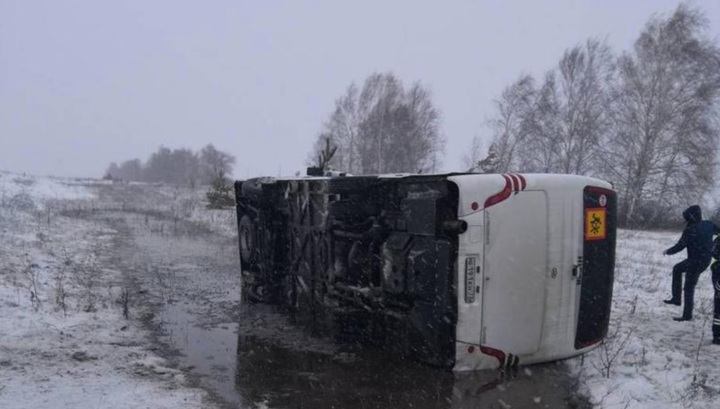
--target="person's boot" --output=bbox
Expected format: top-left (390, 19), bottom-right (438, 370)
top-left (712, 339), bottom-right (720, 345)
top-left (664, 298), bottom-right (681, 306)
top-left (673, 316), bottom-right (692, 322)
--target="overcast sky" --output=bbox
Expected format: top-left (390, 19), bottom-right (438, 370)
top-left (2, 0), bottom-right (719, 179)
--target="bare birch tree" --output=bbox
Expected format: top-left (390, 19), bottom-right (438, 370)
top-left (356, 74), bottom-right (405, 173)
top-left (523, 39), bottom-right (614, 175)
top-left (462, 135), bottom-right (485, 171)
top-left (401, 82), bottom-right (444, 173)
top-left (310, 73), bottom-right (443, 174)
top-left (199, 144), bottom-right (236, 185)
top-left (601, 5), bottom-right (720, 226)
top-left (308, 84), bottom-right (360, 172)
top-left (485, 75), bottom-right (537, 173)
top-left (518, 72), bottom-right (561, 173)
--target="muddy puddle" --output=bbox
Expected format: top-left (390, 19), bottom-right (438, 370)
top-left (98, 210), bottom-right (590, 409)
top-left (160, 302), bottom-right (589, 409)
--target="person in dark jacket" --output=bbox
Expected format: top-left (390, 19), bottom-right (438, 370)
top-left (663, 205), bottom-right (719, 321)
top-left (711, 237), bottom-right (720, 344)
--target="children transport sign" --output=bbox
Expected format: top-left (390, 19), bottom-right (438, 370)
top-left (585, 208), bottom-right (607, 240)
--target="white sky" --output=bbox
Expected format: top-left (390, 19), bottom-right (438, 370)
top-left (1, 0), bottom-right (719, 179)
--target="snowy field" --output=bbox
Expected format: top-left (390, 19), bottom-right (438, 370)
top-left (568, 229), bottom-right (720, 409)
top-left (2, 171), bottom-right (720, 409)
top-left (0, 171), bottom-right (218, 409)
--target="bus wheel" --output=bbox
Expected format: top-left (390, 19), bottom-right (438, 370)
top-left (238, 215), bottom-right (255, 266)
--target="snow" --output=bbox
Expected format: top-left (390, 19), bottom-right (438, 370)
top-left (0, 173), bottom-right (217, 409)
top-left (3, 170), bottom-right (720, 408)
top-left (568, 229), bottom-right (720, 409)
top-left (0, 172), bottom-right (94, 208)
top-left (151, 184), bottom-right (238, 238)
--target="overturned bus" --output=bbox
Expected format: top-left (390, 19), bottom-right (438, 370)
top-left (234, 171), bottom-right (616, 371)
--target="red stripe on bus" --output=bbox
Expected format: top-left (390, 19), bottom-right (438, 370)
top-left (508, 174), bottom-right (520, 195)
top-left (479, 345), bottom-right (507, 367)
top-left (516, 174), bottom-right (527, 190)
top-left (484, 175), bottom-right (513, 209)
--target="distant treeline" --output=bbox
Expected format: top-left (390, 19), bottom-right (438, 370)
top-left (105, 144), bottom-right (236, 187)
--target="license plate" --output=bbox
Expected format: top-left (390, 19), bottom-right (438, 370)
top-left (465, 257), bottom-right (476, 303)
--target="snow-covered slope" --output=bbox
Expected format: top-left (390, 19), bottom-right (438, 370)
top-left (0, 172), bottom-right (217, 409)
top-left (569, 229), bottom-right (720, 409)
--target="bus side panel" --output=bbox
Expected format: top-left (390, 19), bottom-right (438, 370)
top-left (575, 186), bottom-right (617, 349)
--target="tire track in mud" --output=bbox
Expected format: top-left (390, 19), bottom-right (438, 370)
top-left (79, 209), bottom-right (242, 408)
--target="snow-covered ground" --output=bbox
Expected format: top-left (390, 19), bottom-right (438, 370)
top-left (0, 172), bottom-right (219, 409)
top-left (0, 172), bottom-right (95, 206)
top-left (569, 229), bottom-right (720, 409)
top-left (3, 170), bottom-right (720, 409)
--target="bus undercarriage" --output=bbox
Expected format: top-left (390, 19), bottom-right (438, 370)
top-left (235, 175), bottom-right (463, 367)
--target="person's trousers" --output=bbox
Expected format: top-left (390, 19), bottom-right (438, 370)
top-left (671, 259), bottom-right (709, 319)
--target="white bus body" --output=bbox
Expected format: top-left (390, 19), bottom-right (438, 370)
top-left (234, 172), bottom-right (616, 371)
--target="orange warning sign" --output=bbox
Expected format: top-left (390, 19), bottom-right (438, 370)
top-left (585, 208), bottom-right (606, 241)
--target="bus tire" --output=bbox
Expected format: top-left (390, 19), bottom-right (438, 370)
top-left (238, 215), bottom-right (255, 266)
